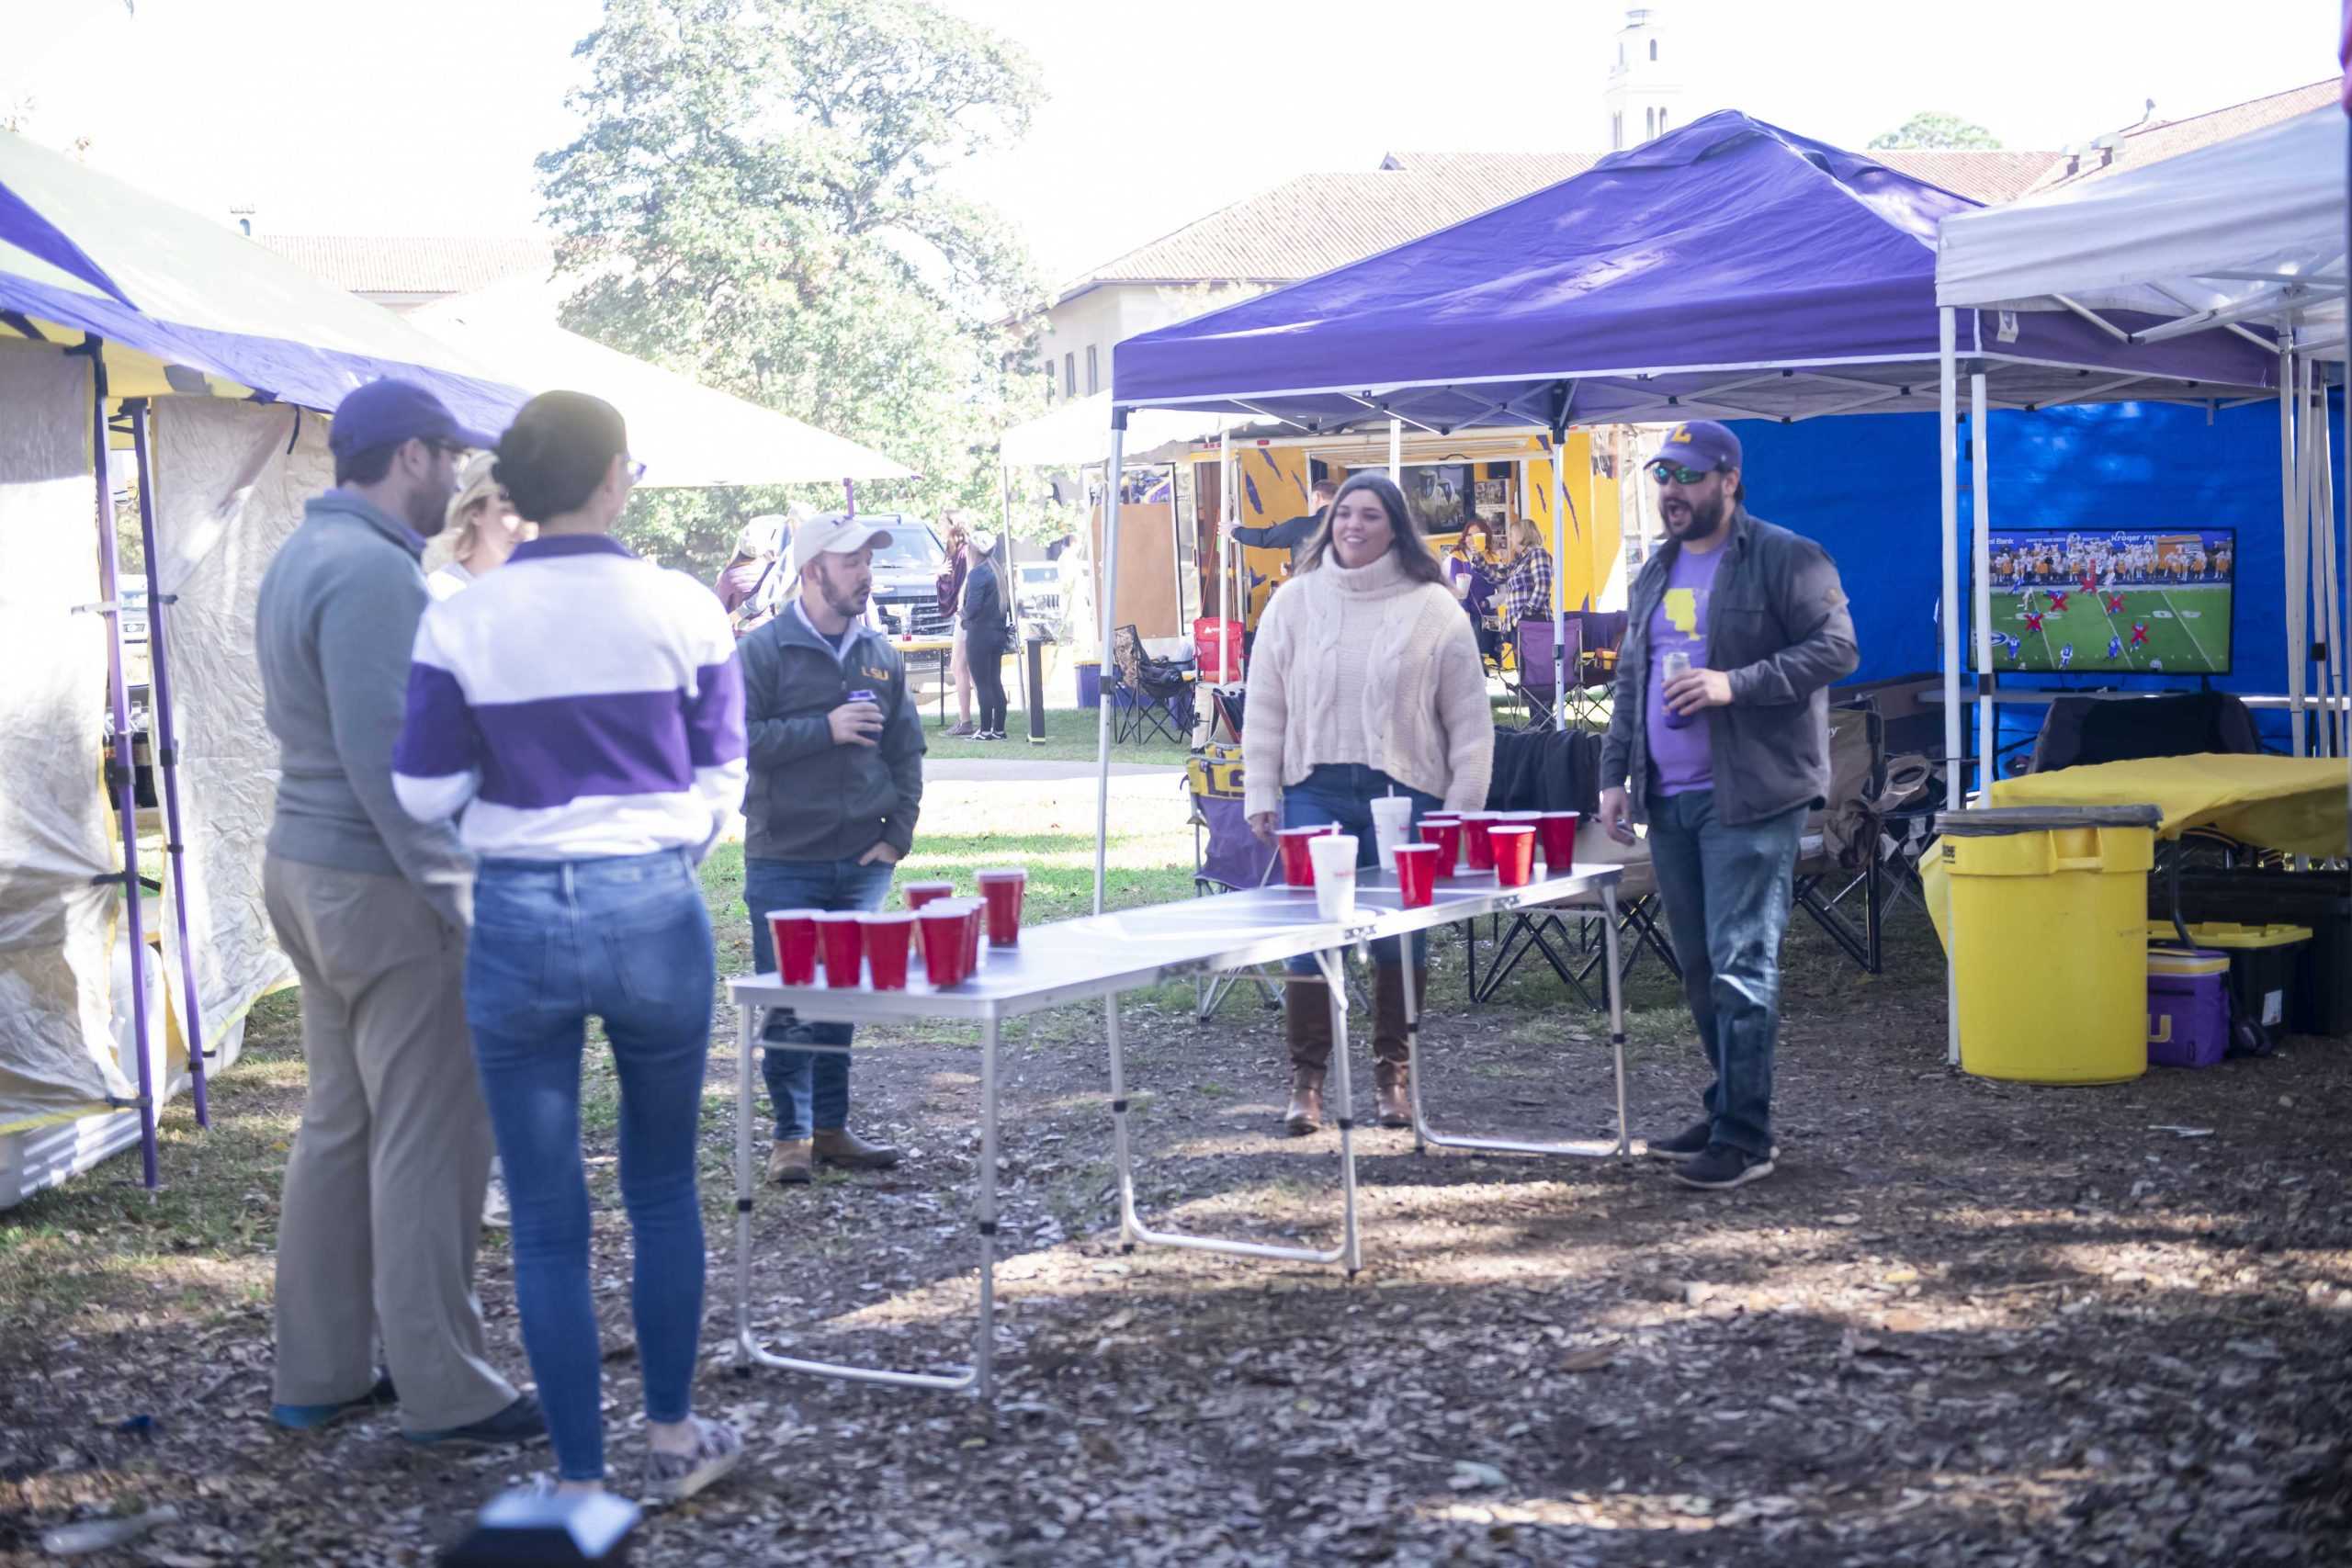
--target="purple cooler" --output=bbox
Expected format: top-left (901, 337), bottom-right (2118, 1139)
top-left (2148, 948), bottom-right (2229, 1068)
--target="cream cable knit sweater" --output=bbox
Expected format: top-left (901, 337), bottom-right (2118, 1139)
top-left (1242, 548), bottom-right (1495, 818)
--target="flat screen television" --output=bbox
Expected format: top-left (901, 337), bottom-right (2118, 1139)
top-left (1984, 527), bottom-right (2234, 676)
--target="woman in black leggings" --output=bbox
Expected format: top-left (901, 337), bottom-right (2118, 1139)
top-left (961, 529), bottom-right (1012, 739)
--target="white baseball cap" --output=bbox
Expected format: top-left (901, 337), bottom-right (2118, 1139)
top-left (787, 513), bottom-right (892, 580)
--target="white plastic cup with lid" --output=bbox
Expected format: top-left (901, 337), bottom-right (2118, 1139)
top-left (1306, 834), bottom-right (1360, 919)
top-left (1369, 795), bottom-right (1417, 871)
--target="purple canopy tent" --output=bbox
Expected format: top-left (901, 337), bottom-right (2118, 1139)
top-left (1089, 111), bottom-right (2277, 929)
top-left (1, 129), bottom-right (526, 1194)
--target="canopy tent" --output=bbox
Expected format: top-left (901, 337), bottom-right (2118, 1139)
top-left (0, 130), bottom-right (531, 1206)
top-left (1001, 392), bottom-right (1239, 468)
top-left (411, 277), bottom-right (911, 487)
top-left (0, 129), bottom-right (519, 430)
top-left (1088, 110), bottom-right (2280, 912)
top-left (1933, 101), bottom-right (2351, 1065)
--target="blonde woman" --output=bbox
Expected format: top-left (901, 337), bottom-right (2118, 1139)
top-left (426, 453), bottom-right (533, 601)
top-left (1242, 473), bottom-right (1494, 1134)
top-left (939, 512), bottom-right (978, 736)
top-left (1498, 515), bottom-right (1555, 633)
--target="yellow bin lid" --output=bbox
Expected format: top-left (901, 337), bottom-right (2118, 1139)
top-left (2145, 920), bottom-right (2313, 950)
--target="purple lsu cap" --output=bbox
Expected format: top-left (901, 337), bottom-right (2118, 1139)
top-left (1651, 420), bottom-right (1743, 475)
top-left (328, 379), bottom-right (500, 459)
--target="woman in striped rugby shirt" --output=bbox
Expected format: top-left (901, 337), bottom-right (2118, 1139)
top-left (394, 391), bottom-right (746, 1503)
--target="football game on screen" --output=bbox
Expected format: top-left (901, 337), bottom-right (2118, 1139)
top-left (1984, 527), bottom-right (2235, 677)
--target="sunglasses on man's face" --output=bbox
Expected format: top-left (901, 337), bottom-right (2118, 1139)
top-left (1649, 462), bottom-right (1717, 487)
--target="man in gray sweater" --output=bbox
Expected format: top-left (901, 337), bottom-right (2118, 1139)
top-left (254, 380), bottom-right (540, 1448)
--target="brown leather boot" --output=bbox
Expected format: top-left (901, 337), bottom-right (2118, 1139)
top-left (1372, 964), bottom-right (1425, 1128)
top-left (813, 1127), bottom-right (900, 1170)
top-left (1283, 977), bottom-right (1334, 1135)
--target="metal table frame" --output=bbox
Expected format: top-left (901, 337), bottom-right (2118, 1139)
top-left (726, 863), bottom-right (1626, 1400)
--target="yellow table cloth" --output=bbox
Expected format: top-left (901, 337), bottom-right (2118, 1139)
top-left (1923, 753), bottom-right (2348, 949)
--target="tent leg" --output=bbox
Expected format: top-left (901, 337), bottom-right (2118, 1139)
top-left (1387, 417), bottom-right (1401, 482)
top-left (1549, 426), bottom-right (1569, 728)
top-left (89, 348), bottom-right (160, 1187)
top-left (2283, 349), bottom-right (2304, 757)
top-left (1970, 374), bottom-right (1994, 782)
top-left (130, 400), bottom-right (209, 1128)
top-left (842, 478), bottom-right (856, 518)
top-left (1939, 309), bottom-right (1962, 1069)
top-left (1092, 419), bottom-right (1127, 915)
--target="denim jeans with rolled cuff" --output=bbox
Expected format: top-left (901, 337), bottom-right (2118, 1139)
top-left (465, 849), bottom-right (715, 1483)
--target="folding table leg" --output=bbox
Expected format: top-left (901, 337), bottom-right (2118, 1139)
top-left (1107, 970), bottom-right (1355, 1269)
top-left (732, 1010), bottom-right (981, 1393)
top-left (1403, 913), bottom-right (1632, 1161)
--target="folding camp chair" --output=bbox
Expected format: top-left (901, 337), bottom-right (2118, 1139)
top-left (1111, 625), bottom-right (1195, 745)
top-left (1506, 617), bottom-right (1578, 733)
top-left (1567, 610), bottom-right (1627, 729)
top-left (1791, 703), bottom-right (1889, 974)
top-left (1186, 745), bottom-right (1283, 1019)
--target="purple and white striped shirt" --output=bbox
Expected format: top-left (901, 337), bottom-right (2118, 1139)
top-left (393, 535), bottom-right (747, 862)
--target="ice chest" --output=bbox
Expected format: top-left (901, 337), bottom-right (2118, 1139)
top-left (2146, 920), bottom-right (2312, 1049)
top-left (2146, 948), bottom-right (2230, 1068)
top-left (2157, 870), bottom-right (2349, 1035)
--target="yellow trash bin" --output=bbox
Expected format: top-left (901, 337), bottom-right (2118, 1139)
top-left (1938, 805), bottom-right (2162, 1084)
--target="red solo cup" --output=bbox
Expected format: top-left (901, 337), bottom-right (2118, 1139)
top-left (1418, 819), bottom-right (1462, 878)
top-left (977, 867), bottom-right (1028, 947)
top-left (958, 899), bottom-right (985, 974)
top-left (902, 879), bottom-right (955, 911)
top-left (766, 909), bottom-right (820, 986)
top-left (1393, 842), bottom-right (1439, 908)
top-left (1536, 811), bottom-right (1581, 870)
top-left (1276, 826), bottom-right (1330, 887)
top-left (919, 907), bottom-right (967, 987)
top-left (862, 911), bottom-right (916, 990)
top-left (1459, 812), bottom-right (1498, 871)
top-left (1490, 824), bottom-right (1537, 887)
top-left (815, 911), bottom-right (864, 988)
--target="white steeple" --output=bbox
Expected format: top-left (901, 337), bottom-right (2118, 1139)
top-left (1604, 6), bottom-right (1682, 152)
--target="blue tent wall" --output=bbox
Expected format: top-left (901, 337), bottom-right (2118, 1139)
top-left (1730, 398), bottom-right (2340, 737)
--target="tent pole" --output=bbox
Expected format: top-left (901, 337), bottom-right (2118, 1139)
top-left (1216, 433), bottom-right (1232, 691)
top-left (1970, 374), bottom-right (1994, 784)
top-left (1092, 415), bottom-right (1127, 915)
top-left (129, 399), bottom-right (209, 1129)
top-left (2284, 348), bottom-right (2304, 756)
top-left (2318, 367), bottom-right (2345, 758)
top-left (88, 344), bottom-right (161, 1187)
top-left (1549, 426), bottom-right (1570, 728)
top-left (1387, 417), bottom-right (1401, 482)
top-left (1939, 309), bottom-right (1962, 1068)
top-left (843, 479), bottom-right (856, 518)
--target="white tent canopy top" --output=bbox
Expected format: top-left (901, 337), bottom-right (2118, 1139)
top-left (411, 277), bottom-right (912, 487)
top-left (1000, 391), bottom-right (1240, 468)
top-left (1938, 107), bottom-right (2347, 358)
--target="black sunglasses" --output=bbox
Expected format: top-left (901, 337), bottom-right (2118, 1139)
top-left (1648, 461), bottom-right (1720, 486)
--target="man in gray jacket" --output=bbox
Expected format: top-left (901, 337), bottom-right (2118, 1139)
top-left (739, 514), bottom-right (926, 1184)
top-left (1598, 421), bottom-right (1858, 1191)
top-left (254, 380), bottom-right (539, 1446)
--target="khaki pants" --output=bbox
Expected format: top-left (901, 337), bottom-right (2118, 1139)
top-left (263, 856), bottom-right (514, 1433)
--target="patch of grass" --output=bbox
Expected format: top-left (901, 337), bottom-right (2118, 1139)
top-left (920, 704), bottom-right (1192, 766)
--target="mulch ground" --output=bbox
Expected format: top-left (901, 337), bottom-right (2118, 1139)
top-left (5, 905), bottom-right (2350, 1565)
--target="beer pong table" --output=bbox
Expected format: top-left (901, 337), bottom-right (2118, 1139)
top-left (727, 862), bottom-right (1629, 1401)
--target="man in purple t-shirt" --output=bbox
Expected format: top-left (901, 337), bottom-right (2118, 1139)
top-left (1598, 421), bottom-right (1858, 1191)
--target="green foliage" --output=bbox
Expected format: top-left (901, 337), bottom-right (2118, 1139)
top-left (1868, 111), bottom-right (2002, 151)
top-left (539, 0), bottom-right (1050, 579)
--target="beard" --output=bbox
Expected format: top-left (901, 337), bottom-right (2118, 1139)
top-left (819, 571), bottom-right (870, 621)
top-left (1664, 490), bottom-right (1729, 541)
top-left (404, 480), bottom-right (451, 539)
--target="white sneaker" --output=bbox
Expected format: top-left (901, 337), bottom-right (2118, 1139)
top-left (481, 1170), bottom-right (511, 1230)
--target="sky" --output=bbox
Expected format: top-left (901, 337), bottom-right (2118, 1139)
top-left (3, 0), bottom-right (2340, 288)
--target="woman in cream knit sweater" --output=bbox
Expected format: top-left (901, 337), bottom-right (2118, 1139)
top-left (1242, 472), bottom-right (1494, 1135)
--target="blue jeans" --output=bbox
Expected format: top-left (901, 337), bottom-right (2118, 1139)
top-left (465, 850), bottom-right (716, 1483)
top-left (1279, 764), bottom-right (1441, 973)
top-left (744, 857), bottom-right (894, 1140)
top-left (1645, 789), bottom-right (1805, 1158)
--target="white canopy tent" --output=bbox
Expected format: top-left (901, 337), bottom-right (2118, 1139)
top-left (1934, 103), bottom-right (2350, 1061)
top-left (411, 277), bottom-right (911, 487)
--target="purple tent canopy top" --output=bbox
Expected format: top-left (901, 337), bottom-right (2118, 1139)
top-left (1112, 112), bottom-right (2276, 429)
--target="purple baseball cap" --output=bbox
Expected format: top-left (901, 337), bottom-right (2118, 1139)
top-left (328, 379), bottom-right (500, 459)
top-left (1649, 420), bottom-right (1743, 476)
